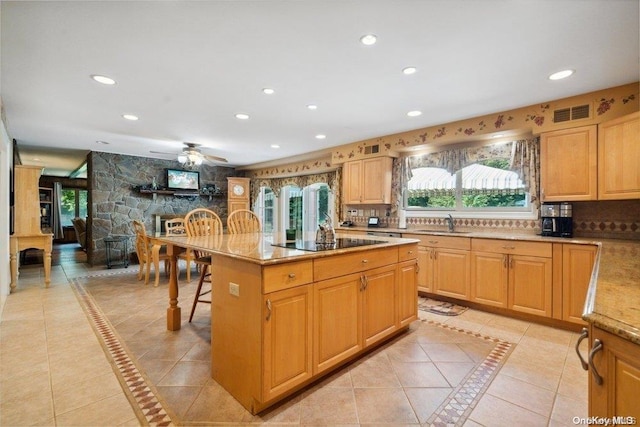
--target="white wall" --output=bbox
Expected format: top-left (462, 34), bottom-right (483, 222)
top-left (0, 116), bottom-right (12, 310)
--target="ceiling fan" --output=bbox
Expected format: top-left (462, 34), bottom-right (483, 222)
top-left (150, 142), bottom-right (228, 168)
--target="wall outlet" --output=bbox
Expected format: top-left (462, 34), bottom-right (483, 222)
top-left (229, 282), bottom-right (240, 297)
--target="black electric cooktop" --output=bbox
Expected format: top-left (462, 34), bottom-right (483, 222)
top-left (272, 238), bottom-right (387, 252)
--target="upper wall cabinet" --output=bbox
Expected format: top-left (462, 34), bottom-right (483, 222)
top-left (597, 111), bottom-right (640, 200)
top-left (540, 125), bottom-right (598, 202)
top-left (343, 157), bottom-right (393, 204)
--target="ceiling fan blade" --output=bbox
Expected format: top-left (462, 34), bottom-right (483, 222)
top-left (204, 154), bottom-right (228, 163)
top-left (150, 150), bottom-right (177, 155)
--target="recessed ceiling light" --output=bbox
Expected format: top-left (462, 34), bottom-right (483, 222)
top-left (407, 110), bottom-right (422, 117)
top-left (271, 144), bottom-right (280, 149)
top-left (315, 134), bottom-right (326, 140)
top-left (549, 69), bottom-right (574, 80)
top-left (307, 104), bottom-right (318, 110)
top-left (262, 88), bottom-right (275, 95)
top-left (90, 74), bottom-right (116, 85)
top-left (360, 34), bottom-right (377, 46)
top-left (32, 157), bottom-right (41, 162)
top-left (235, 113), bottom-right (250, 120)
top-left (402, 67), bottom-right (417, 75)
top-left (122, 114), bottom-right (139, 121)
top-left (96, 140), bottom-right (110, 145)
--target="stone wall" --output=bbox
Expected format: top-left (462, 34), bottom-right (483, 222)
top-left (87, 151), bottom-right (238, 266)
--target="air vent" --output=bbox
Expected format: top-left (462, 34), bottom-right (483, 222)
top-left (554, 108), bottom-right (571, 123)
top-left (571, 104), bottom-right (590, 120)
top-left (364, 145), bottom-right (380, 155)
top-left (553, 104), bottom-right (591, 123)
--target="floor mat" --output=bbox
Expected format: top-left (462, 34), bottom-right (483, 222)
top-left (419, 296), bottom-right (469, 316)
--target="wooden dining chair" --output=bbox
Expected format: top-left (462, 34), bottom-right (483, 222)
top-left (183, 208), bottom-right (223, 322)
top-left (132, 220), bottom-right (170, 286)
top-left (165, 217), bottom-right (195, 282)
top-left (227, 209), bottom-right (261, 234)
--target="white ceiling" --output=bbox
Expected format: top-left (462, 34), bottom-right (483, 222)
top-left (2, 0), bottom-right (639, 177)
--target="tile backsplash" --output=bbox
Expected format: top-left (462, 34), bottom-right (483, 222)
top-left (571, 200), bottom-right (640, 240)
top-left (345, 199), bottom-right (639, 241)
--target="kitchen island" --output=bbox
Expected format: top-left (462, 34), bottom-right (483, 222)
top-left (154, 232), bottom-right (419, 414)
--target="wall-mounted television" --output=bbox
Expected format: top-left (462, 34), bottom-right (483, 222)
top-left (166, 169), bottom-right (200, 191)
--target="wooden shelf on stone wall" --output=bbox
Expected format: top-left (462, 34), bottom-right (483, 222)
top-left (134, 186), bottom-right (225, 201)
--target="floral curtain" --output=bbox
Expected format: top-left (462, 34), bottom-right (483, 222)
top-left (250, 169), bottom-right (342, 221)
top-left (509, 137), bottom-right (541, 211)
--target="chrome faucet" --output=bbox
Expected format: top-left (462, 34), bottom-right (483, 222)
top-left (445, 214), bottom-right (454, 232)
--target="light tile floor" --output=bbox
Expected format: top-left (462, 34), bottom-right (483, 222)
top-left (0, 258), bottom-right (588, 426)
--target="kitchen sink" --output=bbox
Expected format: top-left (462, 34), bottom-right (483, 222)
top-left (415, 229), bottom-right (471, 234)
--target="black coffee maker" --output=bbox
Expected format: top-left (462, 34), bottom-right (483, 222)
top-left (541, 203), bottom-right (573, 237)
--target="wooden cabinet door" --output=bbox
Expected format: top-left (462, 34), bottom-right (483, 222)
top-left (598, 111), bottom-right (640, 200)
top-left (361, 157), bottom-right (393, 204)
top-left (471, 251), bottom-right (508, 308)
top-left (540, 125), bottom-right (597, 201)
top-left (362, 265), bottom-right (397, 347)
top-left (397, 260), bottom-right (418, 328)
top-left (313, 273), bottom-right (363, 374)
top-left (590, 326), bottom-right (640, 420)
top-left (433, 248), bottom-right (470, 300)
top-left (508, 255), bottom-right (552, 317)
top-left (343, 161), bottom-right (363, 204)
top-left (562, 244), bottom-right (597, 324)
top-left (416, 245), bottom-right (432, 293)
top-left (263, 285), bottom-right (313, 401)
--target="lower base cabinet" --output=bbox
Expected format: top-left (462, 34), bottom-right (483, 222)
top-left (588, 326), bottom-right (640, 420)
top-left (314, 273), bottom-right (363, 374)
top-left (263, 285), bottom-right (313, 401)
top-left (470, 240), bottom-right (553, 318)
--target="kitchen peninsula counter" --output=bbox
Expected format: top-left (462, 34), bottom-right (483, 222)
top-left (154, 231), bottom-right (419, 414)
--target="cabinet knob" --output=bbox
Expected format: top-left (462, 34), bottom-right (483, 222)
top-left (428, 240), bottom-right (438, 244)
top-left (361, 259), bottom-right (368, 264)
top-left (288, 273), bottom-right (296, 279)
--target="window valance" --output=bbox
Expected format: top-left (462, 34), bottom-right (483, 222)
top-left (251, 169), bottom-right (343, 219)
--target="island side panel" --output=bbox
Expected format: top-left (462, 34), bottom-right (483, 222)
top-left (211, 254), bottom-right (263, 412)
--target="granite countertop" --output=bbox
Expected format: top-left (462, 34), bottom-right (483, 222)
top-left (583, 239), bottom-right (640, 345)
top-left (153, 231), bottom-right (419, 266)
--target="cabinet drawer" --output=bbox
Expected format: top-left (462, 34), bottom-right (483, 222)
top-left (399, 244), bottom-right (419, 262)
top-left (404, 234), bottom-right (471, 250)
top-left (471, 239), bottom-right (552, 258)
top-left (263, 260), bottom-right (313, 293)
top-left (313, 247), bottom-right (398, 281)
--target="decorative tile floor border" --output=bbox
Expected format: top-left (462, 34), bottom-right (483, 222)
top-left (422, 318), bottom-right (513, 427)
top-left (71, 273), bottom-right (174, 427)
top-left (71, 270), bottom-right (512, 426)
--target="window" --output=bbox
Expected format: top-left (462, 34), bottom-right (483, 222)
top-left (60, 189), bottom-right (88, 226)
top-left (256, 187), bottom-right (275, 232)
top-left (256, 183), bottom-right (334, 236)
top-left (405, 142), bottom-right (534, 215)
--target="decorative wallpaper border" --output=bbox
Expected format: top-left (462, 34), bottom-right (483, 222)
top-left (332, 82), bottom-right (639, 163)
